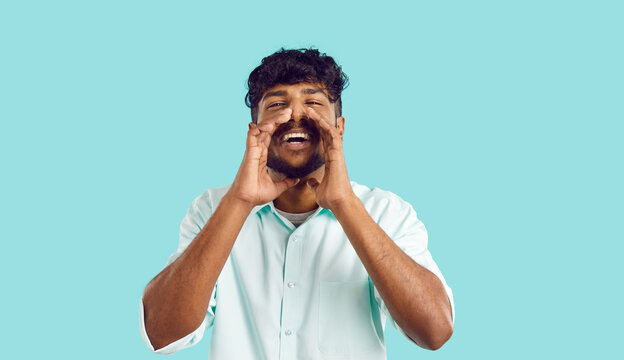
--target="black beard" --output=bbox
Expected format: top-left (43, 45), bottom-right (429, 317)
top-left (267, 151), bottom-right (325, 179)
top-left (267, 118), bottom-right (324, 178)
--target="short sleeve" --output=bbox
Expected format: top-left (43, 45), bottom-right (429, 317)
top-left (140, 192), bottom-right (218, 354)
top-left (372, 195), bottom-right (455, 340)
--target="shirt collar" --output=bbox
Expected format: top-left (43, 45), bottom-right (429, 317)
top-left (251, 201), bottom-right (328, 218)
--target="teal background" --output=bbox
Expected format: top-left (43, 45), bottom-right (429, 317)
top-left (1, 0), bottom-right (622, 358)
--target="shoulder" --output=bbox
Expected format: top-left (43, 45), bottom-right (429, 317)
top-left (350, 181), bottom-right (427, 242)
top-left (185, 185), bottom-right (232, 221)
top-left (350, 181), bottom-right (414, 218)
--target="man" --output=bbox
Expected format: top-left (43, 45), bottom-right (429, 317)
top-left (140, 48), bottom-right (454, 359)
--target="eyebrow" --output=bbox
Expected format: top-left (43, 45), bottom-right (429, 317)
top-left (301, 88), bottom-right (328, 98)
top-left (262, 90), bottom-right (287, 101)
top-left (262, 87), bottom-right (329, 102)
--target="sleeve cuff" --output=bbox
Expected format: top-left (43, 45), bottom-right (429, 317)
top-left (139, 298), bottom-right (207, 354)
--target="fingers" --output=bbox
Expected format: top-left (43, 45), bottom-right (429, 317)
top-left (275, 177), bottom-right (300, 193)
top-left (305, 108), bottom-right (344, 163)
top-left (246, 122), bottom-right (261, 148)
top-left (305, 107), bottom-right (340, 145)
top-left (245, 123), bottom-right (271, 166)
top-left (247, 108), bottom-right (287, 150)
top-left (306, 178), bottom-right (320, 192)
top-left (247, 108), bottom-right (291, 156)
top-left (247, 108), bottom-right (292, 159)
top-left (274, 108), bottom-right (293, 126)
top-left (257, 108), bottom-right (292, 135)
top-left (257, 127), bottom-right (272, 148)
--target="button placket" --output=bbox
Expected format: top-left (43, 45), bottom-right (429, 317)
top-left (279, 232), bottom-right (302, 359)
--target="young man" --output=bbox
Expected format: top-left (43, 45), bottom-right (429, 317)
top-left (140, 48), bottom-right (454, 359)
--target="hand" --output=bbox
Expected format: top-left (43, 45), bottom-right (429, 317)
top-left (304, 107), bottom-right (356, 210)
top-left (228, 108), bottom-right (300, 206)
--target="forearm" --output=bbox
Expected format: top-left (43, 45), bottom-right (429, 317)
top-left (142, 193), bottom-right (254, 350)
top-left (331, 196), bottom-right (453, 350)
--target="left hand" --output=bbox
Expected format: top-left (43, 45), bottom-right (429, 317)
top-left (304, 107), bottom-right (356, 210)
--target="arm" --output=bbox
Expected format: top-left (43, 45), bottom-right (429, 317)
top-left (142, 109), bottom-right (297, 350)
top-left (143, 194), bottom-right (252, 350)
top-left (332, 197), bottom-right (453, 350)
top-left (305, 107), bottom-right (453, 350)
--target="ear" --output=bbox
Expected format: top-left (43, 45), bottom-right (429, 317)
top-left (336, 116), bottom-right (345, 137)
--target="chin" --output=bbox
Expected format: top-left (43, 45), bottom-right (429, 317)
top-left (267, 154), bottom-right (324, 179)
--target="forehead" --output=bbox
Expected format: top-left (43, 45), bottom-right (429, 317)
top-left (261, 82), bottom-right (329, 101)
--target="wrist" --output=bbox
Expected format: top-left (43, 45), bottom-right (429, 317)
top-left (222, 191), bottom-right (256, 214)
top-left (328, 191), bottom-right (361, 215)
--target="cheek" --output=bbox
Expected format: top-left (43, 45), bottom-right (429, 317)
top-left (268, 136), bottom-right (279, 149)
top-left (256, 107), bottom-right (270, 123)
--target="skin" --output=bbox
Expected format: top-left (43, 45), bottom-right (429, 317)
top-left (142, 82), bottom-right (453, 351)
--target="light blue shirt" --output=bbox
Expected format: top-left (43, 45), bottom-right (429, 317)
top-left (140, 182), bottom-right (454, 359)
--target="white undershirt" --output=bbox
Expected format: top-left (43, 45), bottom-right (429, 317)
top-left (274, 207), bottom-right (317, 227)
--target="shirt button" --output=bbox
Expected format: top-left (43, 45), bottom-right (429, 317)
top-left (292, 236), bottom-right (298, 242)
top-left (285, 329), bottom-right (293, 336)
top-left (288, 282), bottom-right (295, 288)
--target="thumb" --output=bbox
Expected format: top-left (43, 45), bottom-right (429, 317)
top-left (306, 178), bottom-right (320, 192)
top-left (276, 177), bottom-right (300, 192)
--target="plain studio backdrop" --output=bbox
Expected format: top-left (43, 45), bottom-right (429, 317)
top-left (1, 1), bottom-right (622, 359)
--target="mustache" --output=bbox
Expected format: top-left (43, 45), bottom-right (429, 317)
top-left (272, 118), bottom-right (320, 139)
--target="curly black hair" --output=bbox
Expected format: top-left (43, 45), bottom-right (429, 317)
top-left (245, 48), bottom-right (349, 123)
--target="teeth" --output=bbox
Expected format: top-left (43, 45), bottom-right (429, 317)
top-left (282, 132), bottom-right (309, 141)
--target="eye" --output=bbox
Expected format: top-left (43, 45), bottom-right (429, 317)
top-left (306, 101), bottom-right (323, 106)
top-left (267, 102), bottom-right (286, 109)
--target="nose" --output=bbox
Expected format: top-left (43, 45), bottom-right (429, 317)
top-left (289, 102), bottom-right (308, 122)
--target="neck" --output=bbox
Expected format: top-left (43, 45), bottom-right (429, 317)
top-left (270, 167), bottom-right (324, 213)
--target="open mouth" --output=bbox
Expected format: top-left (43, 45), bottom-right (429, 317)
top-left (274, 121), bottom-right (319, 150)
top-left (281, 132), bottom-right (310, 144)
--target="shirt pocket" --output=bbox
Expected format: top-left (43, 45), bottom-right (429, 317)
top-left (318, 280), bottom-right (384, 356)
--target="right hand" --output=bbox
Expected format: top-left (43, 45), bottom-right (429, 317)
top-left (228, 108), bottom-right (300, 206)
